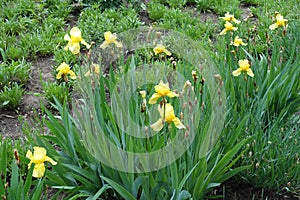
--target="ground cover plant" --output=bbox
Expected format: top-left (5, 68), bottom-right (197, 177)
top-left (0, 0), bottom-right (299, 199)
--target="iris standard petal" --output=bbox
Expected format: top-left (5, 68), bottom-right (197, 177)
top-left (33, 147), bottom-right (47, 163)
top-left (231, 36), bottom-right (247, 46)
top-left (26, 150), bottom-right (33, 160)
top-left (104, 31), bottom-right (113, 40)
top-left (153, 47), bottom-right (162, 55)
top-left (155, 81), bottom-right (173, 96)
top-left (155, 82), bottom-right (169, 93)
top-left (101, 31), bottom-right (122, 48)
top-left (70, 27), bottom-right (82, 43)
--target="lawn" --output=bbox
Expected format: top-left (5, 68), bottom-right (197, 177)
top-left (0, 0), bottom-right (299, 199)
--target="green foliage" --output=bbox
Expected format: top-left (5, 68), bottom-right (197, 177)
top-left (42, 81), bottom-right (70, 106)
top-left (0, 60), bottom-right (30, 110)
top-left (0, 83), bottom-right (25, 110)
top-left (0, 138), bottom-right (57, 200)
top-left (239, 121), bottom-right (300, 193)
top-left (73, 0), bottom-right (122, 9)
top-left (195, 0), bottom-right (240, 14)
top-left (1, 0), bottom-right (300, 198)
top-left (78, 6), bottom-right (143, 42)
top-left (147, 2), bottom-right (217, 40)
top-left (147, 1), bottom-right (168, 21)
top-left (0, 0), bottom-right (70, 60)
top-left (0, 60), bottom-right (31, 90)
top-left (24, 100), bottom-right (105, 199)
top-left (33, 40), bottom-right (249, 199)
top-left (240, 0), bottom-right (259, 6)
top-left (215, 8), bottom-right (300, 194)
top-left (19, 17), bottom-right (66, 57)
top-left (0, 137), bottom-right (27, 178)
top-left (155, 0), bottom-right (188, 8)
top-left (54, 49), bottom-right (78, 66)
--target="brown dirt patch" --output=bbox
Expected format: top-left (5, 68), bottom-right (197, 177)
top-left (212, 179), bottom-right (300, 200)
top-left (139, 9), bottom-right (152, 25)
top-left (183, 5), bottom-right (219, 23)
top-left (0, 56), bottom-right (54, 139)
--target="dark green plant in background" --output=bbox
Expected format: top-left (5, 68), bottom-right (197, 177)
top-left (0, 83), bottom-right (25, 110)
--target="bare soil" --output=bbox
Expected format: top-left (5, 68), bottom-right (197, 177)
top-left (0, 56), bottom-right (54, 139)
top-left (212, 179), bottom-right (300, 200)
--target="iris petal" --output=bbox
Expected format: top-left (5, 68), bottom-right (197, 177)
top-left (246, 69), bottom-right (255, 77)
top-left (148, 93), bottom-right (162, 104)
top-left (33, 163), bottom-right (45, 178)
top-left (69, 70), bottom-right (77, 80)
top-left (150, 118), bottom-right (164, 132)
top-left (232, 69), bottom-right (242, 76)
top-left (172, 117), bottom-right (186, 129)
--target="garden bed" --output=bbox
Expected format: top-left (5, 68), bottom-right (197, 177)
top-left (0, 0), bottom-right (299, 199)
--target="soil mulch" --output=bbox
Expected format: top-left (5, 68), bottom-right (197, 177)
top-left (212, 179), bottom-right (300, 200)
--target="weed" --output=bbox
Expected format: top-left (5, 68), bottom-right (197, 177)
top-left (42, 81), bottom-right (70, 106)
top-left (0, 83), bottom-right (25, 110)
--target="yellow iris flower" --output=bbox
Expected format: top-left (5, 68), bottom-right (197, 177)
top-left (100, 31), bottom-right (123, 49)
top-left (220, 21), bottom-right (238, 35)
top-left (220, 12), bottom-right (241, 24)
top-left (64, 27), bottom-right (91, 54)
top-left (26, 147), bottom-right (57, 178)
top-left (56, 62), bottom-right (76, 80)
top-left (269, 12), bottom-right (288, 30)
top-left (230, 36), bottom-right (247, 46)
top-left (232, 59), bottom-right (254, 77)
top-left (153, 44), bottom-right (171, 56)
top-left (148, 80), bottom-right (178, 104)
top-left (150, 103), bottom-right (186, 132)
